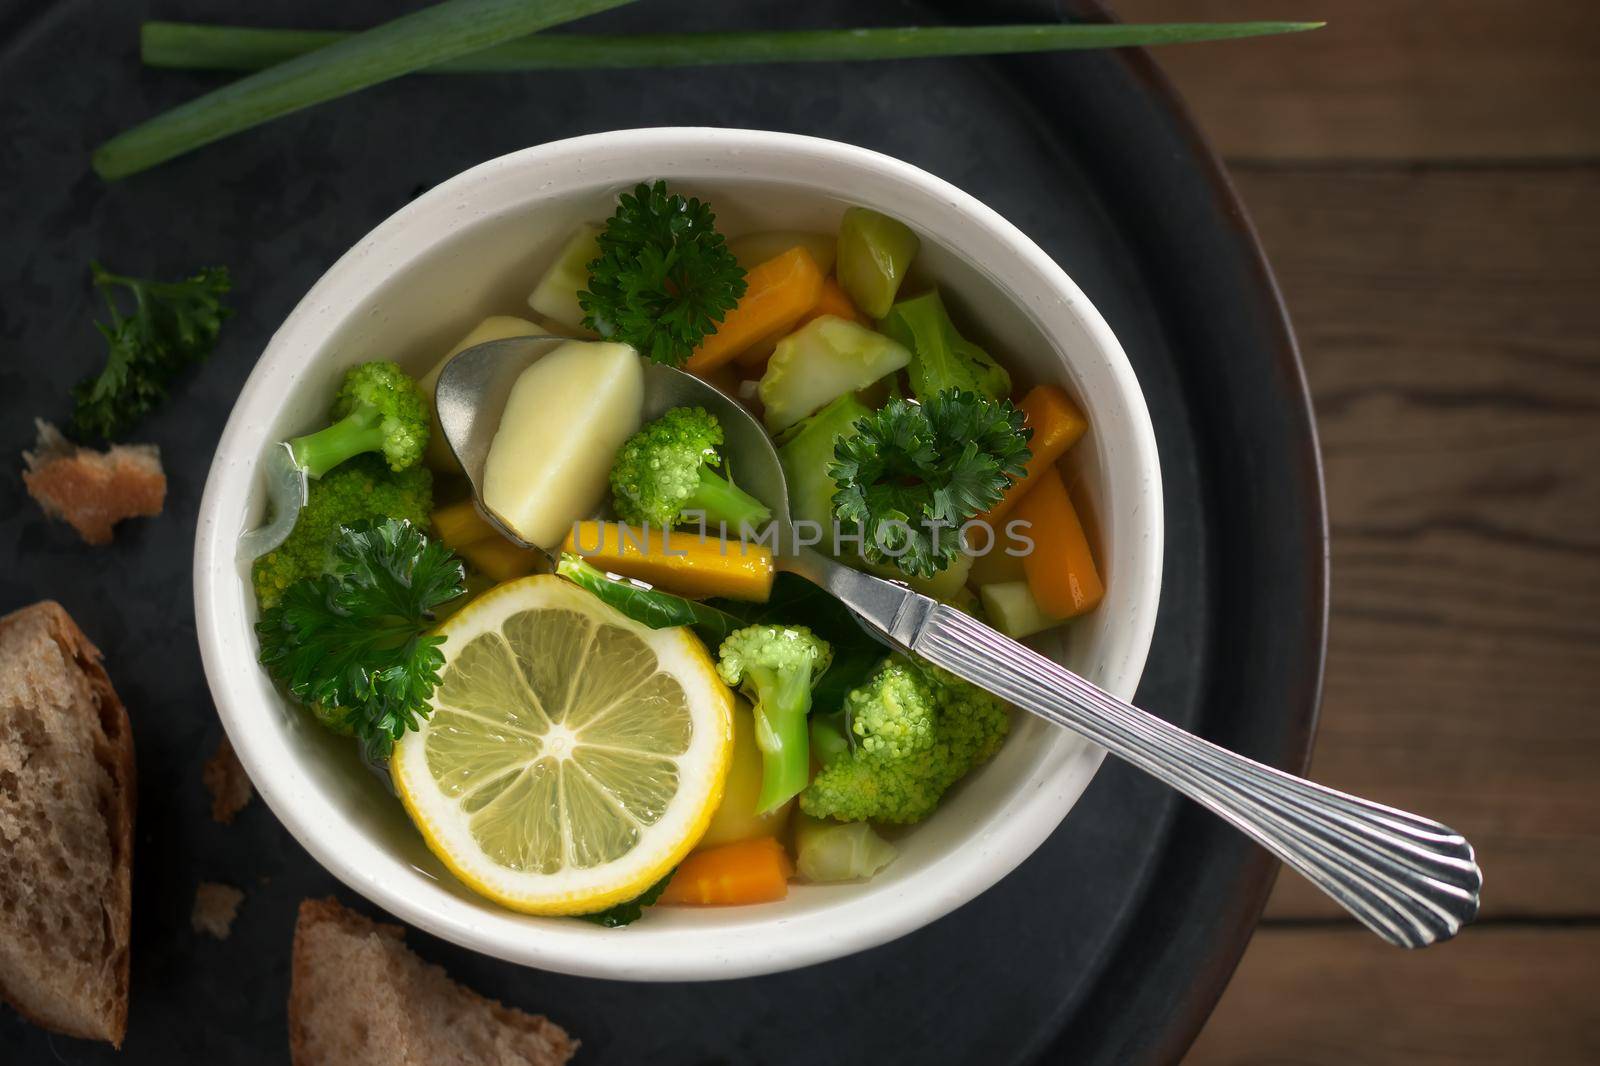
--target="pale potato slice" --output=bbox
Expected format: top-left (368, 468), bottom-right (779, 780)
top-left (527, 225), bottom-right (601, 333)
top-left (482, 341), bottom-right (643, 549)
top-left (421, 316), bottom-right (541, 471)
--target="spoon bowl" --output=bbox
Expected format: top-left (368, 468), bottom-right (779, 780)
top-left (435, 335), bottom-right (796, 553)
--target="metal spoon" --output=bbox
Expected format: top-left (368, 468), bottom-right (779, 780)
top-left (438, 336), bottom-right (1483, 948)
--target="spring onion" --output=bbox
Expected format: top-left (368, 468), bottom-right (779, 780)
top-left (140, 21), bottom-right (1324, 74)
top-left (93, 0), bottom-right (636, 180)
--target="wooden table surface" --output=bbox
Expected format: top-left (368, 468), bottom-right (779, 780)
top-left (1110, 2), bottom-right (1600, 1061)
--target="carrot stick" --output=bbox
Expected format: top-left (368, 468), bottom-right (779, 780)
top-left (454, 535), bottom-right (542, 583)
top-left (733, 274), bottom-right (868, 370)
top-left (1009, 466), bottom-right (1104, 618)
top-left (980, 384), bottom-right (1088, 526)
top-left (686, 246), bottom-right (825, 374)
top-left (431, 498), bottom-right (498, 549)
top-left (734, 275), bottom-right (871, 370)
top-left (563, 521), bottom-right (775, 601)
top-left (806, 276), bottom-right (866, 325)
top-left (658, 836), bottom-right (795, 906)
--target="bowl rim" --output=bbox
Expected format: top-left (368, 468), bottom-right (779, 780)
top-left (192, 127), bottom-right (1163, 980)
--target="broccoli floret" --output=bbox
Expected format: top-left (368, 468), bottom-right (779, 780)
top-left (717, 624), bottom-right (832, 814)
top-left (610, 407), bottom-right (772, 531)
top-left (801, 657), bottom-right (1010, 825)
top-left (288, 360), bottom-right (429, 478)
top-left (878, 290), bottom-right (1011, 404)
top-left (251, 455), bottom-right (433, 609)
top-left (309, 700), bottom-right (355, 737)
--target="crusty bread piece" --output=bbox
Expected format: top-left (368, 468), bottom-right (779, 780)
top-left (0, 601), bottom-right (135, 1046)
top-left (21, 419), bottom-right (166, 545)
top-left (290, 898), bottom-right (577, 1066)
top-left (202, 734), bottom-right (252, 824)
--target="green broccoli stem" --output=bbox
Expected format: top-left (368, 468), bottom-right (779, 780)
top-left (810, 711), bottom-right (851, 768)
top-left (686, 467), bottom-right (772, 532)
top-left (749, 664), bottom-right (814, 814)
top-left (289, 406), bottom-right (385, 479)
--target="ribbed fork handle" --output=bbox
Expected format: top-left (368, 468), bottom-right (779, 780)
top-left (912, 605), bottom-right (1481, 947)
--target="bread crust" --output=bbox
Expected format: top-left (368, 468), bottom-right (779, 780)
top-left (289, 897), bottom-right (577, 1066)
top-left (288, 897), bottom-right (392, 1063)
top-left (0, 600), bottom-right (135, 1046)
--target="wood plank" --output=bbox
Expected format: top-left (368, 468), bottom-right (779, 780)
top-left (1187, 926), bottom-right (1600, 1063)
top-left (1111, 0), bottom-right (1600, 161)
top-left (1228, 167), bottom-right (1600, 918)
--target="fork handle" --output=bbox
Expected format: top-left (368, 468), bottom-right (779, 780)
top-left (783, 549), bottom-right (1482, 946)
top-left (910, 604), bottom-right (1481, 947)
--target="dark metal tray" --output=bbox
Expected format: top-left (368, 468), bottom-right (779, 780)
top-left (0, 0), bottom-right (1325, 1062)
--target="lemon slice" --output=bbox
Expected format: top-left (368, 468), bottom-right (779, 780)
top-left (392, 574), bottom-right (733, 914)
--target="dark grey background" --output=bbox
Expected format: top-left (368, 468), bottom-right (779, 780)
top-left (0, 1), bottom-right (1324, 1062)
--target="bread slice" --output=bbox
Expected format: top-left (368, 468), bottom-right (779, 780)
top-left (290, 898), bottom-right (577, 1066)
top-left (0, 601), bottom-right (135, 1046)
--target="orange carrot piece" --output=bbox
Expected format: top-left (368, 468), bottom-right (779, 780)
top-left (454, 535), bottom-right (542, 583)
top-left (431, 498), bottom-right (498, 550)
top-left (686, 246), bottom-right (825, 374)
top-left (980, 385), bottom-right (1088, 526)
top-left (658, 837), bottom-right (795, 906)
top-left (1010, 466), bottom-right (1104, 618)
top-left (563, 521), bottom-right (775, 602)
top-left (804, 276), bottom-right (867, 326)
top-left (733, 276), bottom-right (868, 369)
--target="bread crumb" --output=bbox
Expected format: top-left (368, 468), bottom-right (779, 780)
top-left (191, 882), bottom-right (244, 939)
top-left (203, 735), bottom-right (252, 824)
top-left (21, 420), bottom-right (166, 545)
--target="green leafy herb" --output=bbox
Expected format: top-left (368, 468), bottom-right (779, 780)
top-left (579, 181), bottom-right (746, 366)
top-left (557, 553), bottom-right (744, 644)
top-left (256, 518), bottom-right (466, 761)
top-left (142, 21), bottom-right (1328, 75)
top-left (831, 391), bottom-right (1030, 579)
top-left (578, 868), bottom-right (675, 928)
top-left (71, 262), bottom-right (231, 440)
top-left (93, 0), bottom-right (637, 179)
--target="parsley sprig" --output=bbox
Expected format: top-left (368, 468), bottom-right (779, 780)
top-left (831, 391), bottom-right (1031, 579)
top-left (579, 867), bottom-right (676, 928)
top-left (579, 181), bottom-right (746, 366)
top-left (255, 518), bottom-right (465, 761)
top-left (72, 262), bottom-right (232, 440)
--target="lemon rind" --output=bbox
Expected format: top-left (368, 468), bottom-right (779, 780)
top-left (392, 574), bottom-right (734, 916)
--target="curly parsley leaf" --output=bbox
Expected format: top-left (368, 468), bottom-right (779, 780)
top-left (71, 262), bottom-right (232, 440)
top-left (255, 518), bottom-right (465, 761)
top-left (830, 390), bottom-right (1031, 579)
top-left (578, 867), bottom-right (676, 928)
top-left (578, 181), bottom-right (745, 366)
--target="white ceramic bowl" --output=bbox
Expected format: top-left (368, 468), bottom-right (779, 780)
top-left (193, 128), bottom-right (1162, 981)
